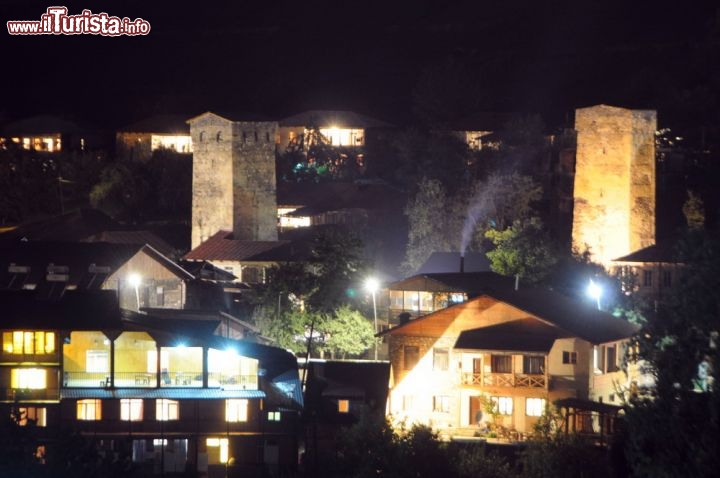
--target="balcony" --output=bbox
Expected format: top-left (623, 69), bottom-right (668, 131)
top-left (62, 370), bottom-right (205, 388)
top-left (462, 372), bottom-right (547, 389)
top-left (3, 387), bottom-right (60, 401)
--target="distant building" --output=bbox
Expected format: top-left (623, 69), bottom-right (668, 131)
top-left (116, 114), bottom-right (193, 161)
top-left (0, 115), bottom-right (92, 152)
top-left (277, 110), bottom-right (391, 151)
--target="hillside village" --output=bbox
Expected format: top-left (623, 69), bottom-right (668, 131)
top-left (0, 102), bottom-right (718, 477)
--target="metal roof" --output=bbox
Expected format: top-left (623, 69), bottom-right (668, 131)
top-left (183, 231), bottom-right (301, 262)
top-left (61, 388), bottom-right (266, 400)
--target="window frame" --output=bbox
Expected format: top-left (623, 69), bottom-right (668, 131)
top-left (77, 399), bottom-right (102, 420)
top-left (225, 399), bottom-right (248, 422)
top-left (525, 398), bottom-right (546, 417)
top-left (491, 396), bottom-right (513, 416)
top-left (433, 348), bottom-right (449, 371)
top-left (120, 399), bottom-right (144, 422)
top-left (404, 345), bottom-right (419, 370)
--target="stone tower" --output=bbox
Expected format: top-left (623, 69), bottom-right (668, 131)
top-left (188, 112), bottom-right (278, 249)
top-left (571, 105), bottom-right (656, 266)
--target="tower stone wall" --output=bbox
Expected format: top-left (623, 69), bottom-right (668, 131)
top-left (189, 113), bottom-right (278, 249)
top-left (571, 105), bottom-right (656, 266)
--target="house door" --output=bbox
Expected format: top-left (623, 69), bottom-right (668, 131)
top-left (469, 396), bottom-right (483, 426)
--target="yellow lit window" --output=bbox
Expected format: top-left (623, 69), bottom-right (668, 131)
top-left (225, 399), bottom-right (248, 422)
top-left (156, 399), bottom-right (179, 421)
top-left (11, 368), bottom-right (46, 389)
top-left (338, 399), bottom-right (350, 413)
top-left (121, 399), bottom-right (144, 421)
top-left (77, 399), bottom-right (102, 420)
top-left (14, 407), bottom-right (47, 426)
top-left (2, 331), bottom-right (55, 354)
top-left (206, 438), bottom-right (229, 464)
top-left (267, 411), bottom-right (281, 421)
top-left (526, 398), bottom-right (546, 417)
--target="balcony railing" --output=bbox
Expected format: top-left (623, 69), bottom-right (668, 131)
top-left (462, 372), bottom-right (547, 389)
top-left (3, 387), bottom-right (60, 401)
top-left (63, 370), bottom-right (205, 388)
top-left (208, 373), bottom-right (258, 390)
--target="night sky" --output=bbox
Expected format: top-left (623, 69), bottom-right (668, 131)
top-left (2, 0), bottom-right (718, 127)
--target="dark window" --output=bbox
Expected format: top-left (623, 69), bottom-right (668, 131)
top-left (433, 348), bottom-right (449, 371)
top-left (404, 346), bottom-right (419, 370)
top-left (562, 351), bottom-right (578, 364)
top-left (491, 355), bottom-right (512, 373)
top-left (662, 270), bottom-right (672, 287)
top-left (643, 270), bottom-right (653, 287)
top-left (523, 356), bottom-right (545, 374)
top-left (606, 345), bottom-right (618, 373)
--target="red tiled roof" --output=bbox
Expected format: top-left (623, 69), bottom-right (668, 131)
top-left (183, 231), bottom-right (297, 262)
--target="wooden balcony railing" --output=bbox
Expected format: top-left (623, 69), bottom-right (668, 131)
top-left (462, 372), bottom-right (547, 389)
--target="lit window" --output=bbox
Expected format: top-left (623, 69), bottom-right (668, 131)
top-left (526, 398), bottom-right (546, 417)
top-left (562, 351), bottom-right (578, 364)
top-left (402, 395), bottom-right (414, 411)
top-left (11, 368), bottom-right (46, 389)
top-left (121, 399), bottom-right (144, 421)
top-left (267, 411), bottom-right (281, 421)
top-left (404, 346), bottom-right (419, 370)
top-left (77, 399), bottom-right (102, 420)
top-left (226, 399), bottom-right (248, 422)
top-left (14, 407), bottom-right (46, 426)
top-left (491, 396), bottom-right (513, 415)
top-left (605, 345), bottom-right (619, 373)
top-left (2, 331), bottom-right (55, 355)
top-left (206, 437), bottom-right (229, 464)
top-left (432, 395), bottom-right (450, 413)
top-left (433, 348), bottom-right (449, 371)
top-left (156, 399), bottom-right (179, 421)
top-left (153, 439), bottom-right (168, 446)
top-left (338, 399), bottom-right (350, 413)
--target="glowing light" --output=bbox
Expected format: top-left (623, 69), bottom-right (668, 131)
top-left (128, 273), bottom-right (141, 288)
top-left (587, 279), bottom-right (602, 310)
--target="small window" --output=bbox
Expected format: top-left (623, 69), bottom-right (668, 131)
top-left (206, 438), bottom-right (229, 464)
top-left (404, 346), bottom-right (419, 370)
top-left (402, 395), bottom-right (414, 411)
top-left (156, 399), bottom-right (179, 421)
top-left (432, 395), bottom-right (450, 413)
top-left (643, 270), bottom-right (653, 287)
top-left (523, 356), bottom-right (545, 374)
top-left (562, 351), bottom-right (578, 364)
top-left (77, 399), bottom-right (102, 420)
top-left (338, 399), bottom-right (350, 413)
top-left (606, 345), bottom-right (619, 373)
top-left (14, 407), bottom-right (46, 427)
top-left (526, 398), bottom-right (546, 417)
top-left (433, 348), bottom-right (449, 371)
top-left (121, 399), bottom-right (143, 421)
top-left (11, 368), bottom-right (46, 389)
top-left (267, 411), bottom-right (281, 421)
top-left (491, 396), bottom-right (513, 416)
top-left (226, 399), bottom-right (248, 422)
top-left (491, 355), bottom-right (512, 373)
top-left (216, 132), bottom-right (222, 142)
top-left (662, 270), bottom-right (672, 287)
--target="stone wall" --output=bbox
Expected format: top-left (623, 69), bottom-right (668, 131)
top-left (189, 113), bottom-right (278, 248)
top-left (572, 105), bottom-right (656, 265)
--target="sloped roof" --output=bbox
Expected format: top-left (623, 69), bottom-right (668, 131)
top-left (455, 318), bottom-right (564, 352)
top-left (183, 230), bottom-right (303, 262)
top-left (0, 289), bottom-right (122, 329)
top-left (0, 209), bottom-right (119, 245)
top-left (416, 251), bottom-right (490, 274)
top-left (279, 110), bottom-right (392, 129)
top-left (186, 111), bottom-right (274, 124)
top-left (0, 241), bottom-right (194, 293)
top-left (385, 272), bottom-right (639, 344)
top-left (83, 230), bottom-right (177, 258)
top-left (2, 115), bottom-right (85, 135)
top-left (118, 114), bottom-right (191, 134)
top-left (613, 236), bottom-right (680, 263)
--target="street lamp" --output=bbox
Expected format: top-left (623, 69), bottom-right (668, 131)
top-left (128, 273), bottom-right (141, 310)
top-left (587, 279), bottom-right (602, 310)
top-left (365, 277), bottom-right (379, 360)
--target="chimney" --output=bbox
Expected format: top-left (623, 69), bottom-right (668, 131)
top-left (460, 254), bottom-right (465, 273)
top-left (515, 274), bottom-right (520, 291)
